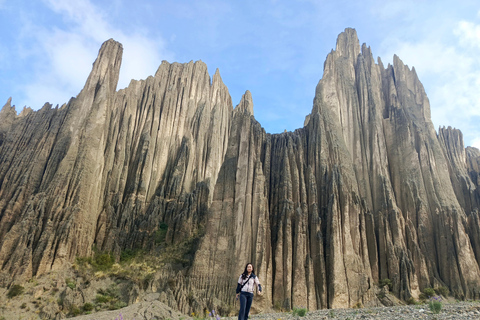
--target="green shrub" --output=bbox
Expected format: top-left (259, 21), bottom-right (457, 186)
top-left (297, 308), bottom-right (307, 317)
top-left (155, 223), bottom-right (169, 244)
top-left (104, 284), bottom-right (120, 299)
top-left (93, 252), bottom-right (115, 271)
top-left (20, 302), bottom-right (27, 309)
top-left (423, 287), bottom-right (436, 299)
top-left (95, 294), bottom-right (110, 303)
top-left (406, 297), bottom-right (417, 305)
top-left (378, 278), bottom-right (393, 291)
top-left (428, 297), bottom-right (442, 314)
top-left (120, 248), bottom-right (138, 262)
top-left (109, 300), bottom-right (127, 310)
top-left (66, 278), bottom-right (76, 289)
top-left (83, 302), bottom-right (94, 311)
top-left (7, 285), bottom-right (24, 298)
top-left (292, 307), bottom-right (307, 317)
top-left (69, 305), bottom-right (81, 316)
top-left (76, 256), bottom-right (93, 267)
top-left (435, 286), bottom-right (449, 297)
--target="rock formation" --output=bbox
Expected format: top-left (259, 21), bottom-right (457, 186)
top-left (1, 29), bottom-right (480, 314)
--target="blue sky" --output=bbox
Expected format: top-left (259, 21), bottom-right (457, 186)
top-left (1, 0), bottom-right (479, 149)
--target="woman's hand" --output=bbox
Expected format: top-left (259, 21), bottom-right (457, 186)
top-left (258, 291), bottom-right (263, 296)
top-left (236, 293), bottom-right (240, 300)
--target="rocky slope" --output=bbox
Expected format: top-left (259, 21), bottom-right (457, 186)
top-left (1, 28), bottom-right (480, 316)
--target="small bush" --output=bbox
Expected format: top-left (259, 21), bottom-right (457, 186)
top-left (76, 256), bottom-right (93, 267)
top-left (83, 302), bottom-right (94, 311)
top-left (120, 249), bottom-right (138, 262)
top-left (109, 300), bottom-right (127, 310)
top-left (406, 297), bottom-right (417, 305)
top-left (69, 305), bottom-right (81, 316)
top-left (353, 302), bottom-right (363, 309)
top-left (20, 302), bottom-right (27, 309)
top-left (292, 307), bottom-right (307, 317)
top-left (104, 284), bottom-right (120, 299)
top-left (95, 294), bottom-right (110, 304)
top-left (435, 286), bottom-right (449, 297)
top-left (93, 252), bottom-right (115, 271)
top-left (7, 285), bottom-right (24, 298)
top-left (155, 223), bottom-right (169, 244)
top-left (378, 278), bottom-right (393, 291)
top-left (428, 296), bottom-right (442, 314)
top-left (423, 287), bottom-right (436, 299)
top-left (66, 278), bottom-right (76, 290)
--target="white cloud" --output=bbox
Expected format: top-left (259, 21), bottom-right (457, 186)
top-left (377, 16), bottom-right (480, 149)
top-left (472, 137), bottom-right (480, 150)
top-left (455, 21), bottom-right (480, 47)
top-left (370, 0), bottom-right (417, 21)
top-left (21, 0), bottom-right (171, 108)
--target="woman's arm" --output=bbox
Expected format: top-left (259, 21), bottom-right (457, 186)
top-left (255, 276), bottom-right (262, 293)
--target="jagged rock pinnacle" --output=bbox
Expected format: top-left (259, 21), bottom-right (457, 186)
top-left (235, 90), bottom-right (254, 115)
top-left (83, 38), bottom-right (123, 95)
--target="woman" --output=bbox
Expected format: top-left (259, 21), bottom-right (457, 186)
top-left (236, 263), bottom-right (262, 320)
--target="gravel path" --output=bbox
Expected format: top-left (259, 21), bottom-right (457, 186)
top-left (226, 302), bottom-right (480, 320)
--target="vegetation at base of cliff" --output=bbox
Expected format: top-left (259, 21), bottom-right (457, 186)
top-left (155, 222), bottom-right (169, 244)
top-left (73, 228), bottom-right (203, 292)
top-left (378, 278), bottom-right (393, 291)
top-left (83, 302), bottom-right (94, 311)
top-left (428, 296), bottom-right (443, 314)
top-left (56, 282), bottom-right (128, 316)
top-left (76, 246), bottom-right (115, 273)
top-left (95, 284), bottom-right (128, 311)
top-left (292, 307), bottom-right (308, 317)
top-left (419, 287), bottom-right (436, 301)
top-left (55, 226), bottom-right (206, 317)
top-left (65, 278), bottom-right (76, 289)
top-left (7, 284), bottom-right (24, 298)
top-left (435, 286), bottom-right (449, 297)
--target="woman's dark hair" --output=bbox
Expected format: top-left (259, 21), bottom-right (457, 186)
top-left (241, 263), bottom-right (255, 279)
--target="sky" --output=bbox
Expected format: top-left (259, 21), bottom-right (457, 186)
top-left (1, 0), bottom-right (479, 149)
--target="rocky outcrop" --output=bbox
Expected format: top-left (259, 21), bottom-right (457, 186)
top-left (1, 29), bottom-right (480, 314)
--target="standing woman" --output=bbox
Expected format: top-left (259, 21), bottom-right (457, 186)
top-left (236, 263), bottom-right (262, 320)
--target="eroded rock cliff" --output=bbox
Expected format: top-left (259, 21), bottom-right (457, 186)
top-left (1, 29), bottom-right (480, 313)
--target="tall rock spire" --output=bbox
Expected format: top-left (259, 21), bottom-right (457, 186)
top-left (83, 38), bottom-right (123, 95)
top-left (235, 90), bottom-right (254, 115)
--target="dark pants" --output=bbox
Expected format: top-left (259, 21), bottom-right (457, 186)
top-left (238, 292), bottom-right (254, 320)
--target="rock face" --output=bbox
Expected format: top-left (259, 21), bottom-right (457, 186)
top-left (1, 29), bottom-right (480, 313)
